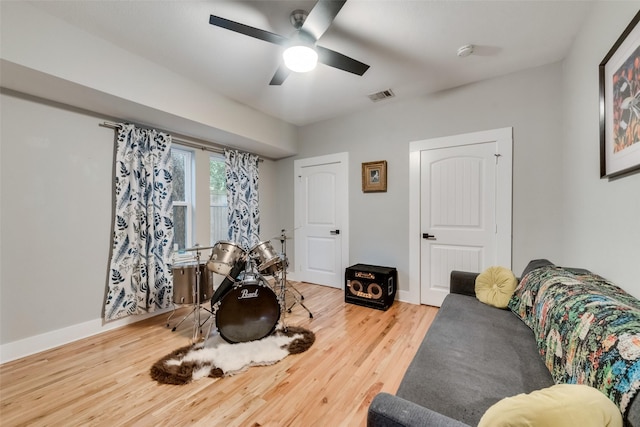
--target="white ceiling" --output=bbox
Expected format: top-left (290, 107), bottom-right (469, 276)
top-left (28, 0), bottom-right (594, 127)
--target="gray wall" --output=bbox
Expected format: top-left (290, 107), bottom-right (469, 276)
top-left (1, 92), bottom-right (114, 343)
top-left (2, 2), bottom-right (638, 361)
top-left (0, 91), bottom-right (281, 355)
top-left (561, 2), bottom-right (640, 295)
top-left (278, 2), bottom-right (640, 299)
top-left (279, 62), bottom-right (566, 293)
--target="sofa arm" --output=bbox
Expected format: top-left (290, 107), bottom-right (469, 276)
top-left (368, 393), bottom-right (471, 427)
top-left (449, 271), bottom-right (479, 297)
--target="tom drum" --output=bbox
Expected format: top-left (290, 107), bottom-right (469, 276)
top-left (207, 241), bottom-right (246, 276)
top-left (249, 241), bottom-right (286, 276)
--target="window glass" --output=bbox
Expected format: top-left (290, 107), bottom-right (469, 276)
top-left (171, 150), bottom-right (187, 202)
top-left (171, 147), bottom-right (193, 250)
top-left (210, 155), bottom-right (228, 244)
top-left (172, 205), bottom-right (187, 249)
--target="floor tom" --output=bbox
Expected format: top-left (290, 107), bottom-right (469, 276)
top-left (172, 262), bottom-right (214, 304)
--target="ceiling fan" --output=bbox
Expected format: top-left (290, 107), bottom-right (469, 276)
top-left (208, 0), bottom-right (370, 85)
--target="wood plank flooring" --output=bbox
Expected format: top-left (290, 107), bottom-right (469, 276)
top-left (0, 282), bottom-right (438, 427)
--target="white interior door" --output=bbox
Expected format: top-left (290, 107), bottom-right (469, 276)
top-left (409, 128), bottom-right (512, 307)
top-left (294, 153), bottom-right (349, 288)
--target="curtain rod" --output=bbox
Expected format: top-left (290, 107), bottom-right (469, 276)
top-left (100, 121), bottom-right (264, 162)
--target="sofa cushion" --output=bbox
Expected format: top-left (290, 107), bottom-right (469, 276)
top-left (396, 294), bottom-right (554, 426)
top-left (474, 266), bottom-right (517, 308)
top-left (478, 384), bottom-right (622, 427)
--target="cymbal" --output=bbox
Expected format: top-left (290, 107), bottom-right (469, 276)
top-left (271, 235), bottom-right (293, 241)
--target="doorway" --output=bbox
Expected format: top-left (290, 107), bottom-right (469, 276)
top-left (408, 128), bottom-right (513, 306)
top-left (294, 152), bottom-right (349, 288)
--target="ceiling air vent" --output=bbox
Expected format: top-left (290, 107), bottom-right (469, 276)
top-left (368, 89), bottom-right (395, 102)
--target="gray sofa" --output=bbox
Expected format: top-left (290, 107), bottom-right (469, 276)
top-left (368, 262), bottom-right (640, 427)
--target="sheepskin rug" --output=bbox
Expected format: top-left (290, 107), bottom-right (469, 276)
top-left (150, 326), bottom-right (315, 385)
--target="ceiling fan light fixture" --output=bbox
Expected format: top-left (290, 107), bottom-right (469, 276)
top-left (283, 45), bottom-right (318, 73)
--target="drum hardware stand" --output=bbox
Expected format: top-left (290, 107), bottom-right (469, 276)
top-left (166, 244), bottom-right (214, 343)
top-left (277, 267), bottom-right (313, 318)
top-left (275, 230), bottom-right (313, 319)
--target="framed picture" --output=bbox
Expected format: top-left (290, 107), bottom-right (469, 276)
top-left (600, 11), bottom-right (640, 179)
top-left (362, 160), bottom-right (387, 192)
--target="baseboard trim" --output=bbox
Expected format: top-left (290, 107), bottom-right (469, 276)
top-left (0, 307), bottom-right (172, 364)
top-left (397, 289), bottom-right (419, 305)
top-left (1, 285), bottom-right (420, 364)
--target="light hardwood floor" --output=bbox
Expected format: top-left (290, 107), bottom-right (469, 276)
top-left (1, 282), bottom-right (438, 427)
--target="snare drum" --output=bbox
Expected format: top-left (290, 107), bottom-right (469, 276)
top-left (172, 262), bottom-right (214, 304)
top-left (207, 241), bottom-right (246, 276)
top-left (249, 241), bottom-right (285, 276)
top-left (213, 272), bottom-right (280, 343)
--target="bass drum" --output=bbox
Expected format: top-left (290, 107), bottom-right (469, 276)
top-left (214, 273), bottom-right (280, 343)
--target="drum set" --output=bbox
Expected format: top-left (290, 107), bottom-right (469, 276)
top-left (167, 231), bottom-right (312, 344)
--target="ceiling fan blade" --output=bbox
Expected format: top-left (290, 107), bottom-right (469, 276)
top-left (269, 66), bottom-right (291, 86)
top-left (209, 15), bottom-right (289, 46)
top-left (301, 0), bottom-right (347, 41)
top-left (316, 46), bottom-right (369, 76)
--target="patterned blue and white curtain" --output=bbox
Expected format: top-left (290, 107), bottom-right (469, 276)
top-left (104, 124), bottom-right (174, 321)
top-left (225, 149), bottom-right (260, 251)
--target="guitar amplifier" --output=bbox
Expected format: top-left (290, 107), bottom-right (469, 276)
top-left (345, 264), bottom-right (397, 311)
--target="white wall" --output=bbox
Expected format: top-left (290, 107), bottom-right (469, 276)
top-left (278, 62), bottom-right (565, 296)
top-left (0, 90), bottom-right (281, 362)
top-left (1, 92), bottom-right (114, 344)
top-left (0, 1), bottom-right (297, 159)
top-left (0, 1), bottom-right (293, 362)
top-left (561, 3), bottom-right (640, 297)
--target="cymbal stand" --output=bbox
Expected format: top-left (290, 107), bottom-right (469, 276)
top-left (276, 230), bottom-right (313, 318)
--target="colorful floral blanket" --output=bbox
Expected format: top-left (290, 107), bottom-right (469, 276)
top-left (509, 266), bottom-right (640, 414)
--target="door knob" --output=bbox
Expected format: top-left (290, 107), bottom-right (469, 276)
top-left (422, 233), bottom-right (436, 240)
top-left (330, 230), bottom-right (340, 235)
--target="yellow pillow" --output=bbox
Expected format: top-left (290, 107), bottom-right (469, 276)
top-left (478, 384), bottom-right (622, 427)
top-left (475, 266), bottom-right (517, 308)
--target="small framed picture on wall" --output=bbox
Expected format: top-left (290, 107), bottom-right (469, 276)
top-left (362, 160), bottom-right (387, 192)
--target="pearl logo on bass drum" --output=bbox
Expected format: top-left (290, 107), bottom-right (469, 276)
top-left (238, 288), bottom-right (259, 299)
top-left (345, 264), bottom-right (397, 311)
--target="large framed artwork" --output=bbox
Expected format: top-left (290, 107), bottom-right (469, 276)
top-left (600, 11), bottom-right (640, 179)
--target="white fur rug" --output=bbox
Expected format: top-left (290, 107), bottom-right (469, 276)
top-left (150, 326), bottom-right (315, 385)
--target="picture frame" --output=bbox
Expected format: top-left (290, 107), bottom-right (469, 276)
top-left (362, 160), bottom-right (387, 192)
top-left (599, 11), bottom-right (640, 179)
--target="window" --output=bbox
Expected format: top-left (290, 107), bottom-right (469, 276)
top-left (210, 154), bottom-right (227, 244)
top-left (171, 147), bottom-right (194, 250)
